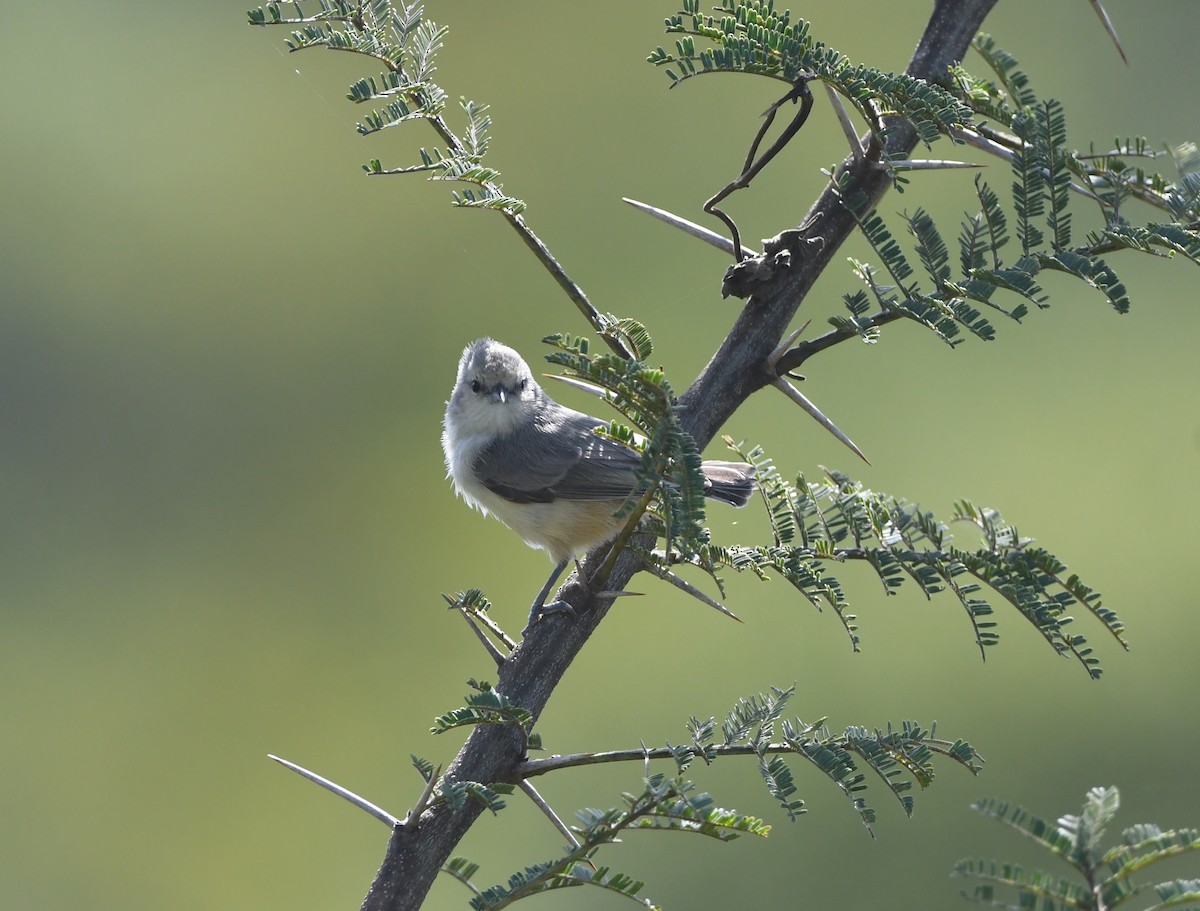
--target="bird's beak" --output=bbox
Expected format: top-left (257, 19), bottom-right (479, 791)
top-left (491, 386), bottom-right (507, 404)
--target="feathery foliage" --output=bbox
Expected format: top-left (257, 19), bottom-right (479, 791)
top-left (676, 442), bottom-right (1127, 677)
top-left (670, 686), bottom-right (981, 835)
top-left (647, 0), bottom-right (973, 149)
top-left (542, 323), bottom-right (712, 565)
top-left (458, 686), bottom-right (978, 906)
top-left (432, 678), bottom-right (542, 752)
top-left (817, 36), bottom-right (1200, 346)
top-left (248, 0), bottom-right (525, 213)
top-left (840, 33), bottom-right (1200, 340)
top-left (440, 779), bottom-right (514, 816)
top-left (955, 787), bottom-right (1200, 911)
top-left (453, 773), bottom-right (770, 911)
top-left (242, 5), bottom-right (1197, 910)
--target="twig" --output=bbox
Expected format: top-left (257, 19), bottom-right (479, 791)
top-left (589, 486), bottom-right (659, 595)
top-left (951, 127), bottom-right (1103, 203)
top-left (443, 593), bottom-right (515, 665)
top-left (434, 109), bottom-right (633, 358)
top-left (502, 211), bottom-right (634, 358)
top-left (518, 736), bottom-right (981, 779)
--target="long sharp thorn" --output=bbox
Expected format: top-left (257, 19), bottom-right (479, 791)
top-left (543, 373), bottom-right (611, 400)
top-left (952, 128), bottom-right (1103, 202)
top-left (767, 320), bottom-right (811, 372)
top-left (404, 764), bottom-right (441, 829)
top-left (444, 593), bottom-right (512, 663)
top-left (876, 159), bottom-right (985, 170)
top-left (622, 197), bottom-right (758, 258)
top-left (458, 605), bottom-right (506, 667)
top-left (1088, 0), bottom-right (1128, 65)
top-left (639, 559), bottom-right (741, 622)
top-left (824, 83), bottom-right (865, 160)
top-left (517, 779), bottom-right (593, 865)
top-left (268, 754), bottom-right (399, 827)
top-left (772, 378), bottom-right (870, 465)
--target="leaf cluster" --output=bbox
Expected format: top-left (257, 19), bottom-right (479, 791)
top-left (247, 0), bottom-right (525, 212)
top-left (955, 786), bottom-right (1200, 911)
top-left (673, 686), bottom-right (980, 835)
top-left (542, 322), bottom-right (713, 565)
top-left (444, 684), bottom-right (980, 908)
top-left (678, 442), bottom-right (1127, 677)
top-left (405, 750), bottom-right (514, 818)
top-left (445, 772), bottom-right (769, 911)
top-left (432, 677), bottom-right (543, 754)
top-left (648, 0), bottom-right (973, 147)
top-left (834, 36), bottom-right (1200, 349)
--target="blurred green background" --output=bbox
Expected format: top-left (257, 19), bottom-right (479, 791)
top-left (2, 1), bottom-right (1198, 909)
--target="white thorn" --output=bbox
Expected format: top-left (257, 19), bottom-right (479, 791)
top-left (772, 378), bottom-right (870, 465)
top-left (824, 83), bottom-right (865, 161)
top-left (543, 373), bottom-right (611, 400)
top-left (1089, 0), bottom-right (1128, 65)
top-left (639, 559), bottom-right (741, 622)
top-left (951, 128), bottom-right (1103, 203)
top-left (876, 159), bottom-right (985, 170)
top-left (766, 320), bottom-right (812, 373)
top-left (454, 604), bottom-right (506, 667)
top-left (518, 780), bottom-right (589, 857)
top-left (622, 197), bottom-right (759, 258)
top-left (403, 764), bottom-right (441, 830)
top-left (268, 754), bottom-right (399, 827)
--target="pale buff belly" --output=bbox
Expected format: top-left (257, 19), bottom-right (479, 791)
top-left (469, 487), bottom-right (627, 565)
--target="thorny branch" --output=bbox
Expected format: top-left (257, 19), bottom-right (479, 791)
top-left (359, 3), bottom-right (999, 909)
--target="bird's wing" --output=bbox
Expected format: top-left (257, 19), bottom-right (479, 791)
top-left (474, 410), bottom-right (643, 503)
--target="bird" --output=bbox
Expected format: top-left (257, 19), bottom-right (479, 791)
top-left (442, 338), bottom-right (755, 632)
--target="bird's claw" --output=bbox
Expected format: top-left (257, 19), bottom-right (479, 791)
top-left (523, 598), bottom-right (575, 634)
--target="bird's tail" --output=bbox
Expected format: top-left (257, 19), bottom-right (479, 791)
top-left (700, 461), bottom-right (757, 508)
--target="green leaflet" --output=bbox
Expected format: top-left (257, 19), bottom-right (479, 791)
top-left (714, 444), bottom-right (1126, 677)
top-left (956, 787), bottom-right (1200, 911)
top-left (250, 1), bottom-right (526, 212)
top-left (649, 1), bottom-right (972, 147)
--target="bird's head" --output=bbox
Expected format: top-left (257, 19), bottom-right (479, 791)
top-left (447, 338), bottom-right (544, 437)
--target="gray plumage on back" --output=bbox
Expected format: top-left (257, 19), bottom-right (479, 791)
top-left (475, 409), bottom-right (644, 504)
top-left (442, 338), bottom-right (755, 630)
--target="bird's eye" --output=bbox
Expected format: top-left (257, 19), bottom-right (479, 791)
top-left (519, 379), bottom-right (528, 391)
top-left (470, 380), bottom-right (482, 394)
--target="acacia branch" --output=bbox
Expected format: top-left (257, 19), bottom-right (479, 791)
top-left (358, 3), bottom-right (998, 909)
top-left (516, 737), bottom-right (981, 779)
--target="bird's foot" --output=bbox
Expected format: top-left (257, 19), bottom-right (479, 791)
top-left (523, 598), bottom-right (575, 635)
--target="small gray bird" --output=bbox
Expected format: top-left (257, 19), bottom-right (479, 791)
top-left (442, 338), bottom-right (755, 631)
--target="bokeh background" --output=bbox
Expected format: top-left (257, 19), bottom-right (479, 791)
top-left (3, 1), bottom-right (1198, 909)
